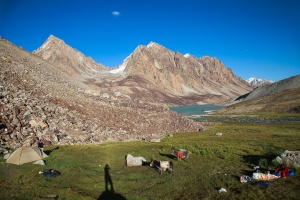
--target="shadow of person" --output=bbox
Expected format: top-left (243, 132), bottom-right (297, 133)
top-left (98, 164), bottom-right (126, 200)
top-left (104, 164), bottom-right (114, 192)
top-left (98, 190), bottom-right (126, 200)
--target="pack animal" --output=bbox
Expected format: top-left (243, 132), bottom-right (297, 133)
top-left (150, 160), bottom-right (173, 174)
top-left (171, 148), bottom-right (189, 161)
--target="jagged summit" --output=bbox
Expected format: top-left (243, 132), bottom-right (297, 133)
top-left (33, 35), bottom-right (108, 77)
top-left (32, 35), bottom-right (253, 104)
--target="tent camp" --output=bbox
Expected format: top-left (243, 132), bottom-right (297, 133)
top-left (6, 146), bottom-right (48, 165)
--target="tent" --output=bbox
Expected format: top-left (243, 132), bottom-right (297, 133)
top-left (6, 146), bottom-right (48, 165)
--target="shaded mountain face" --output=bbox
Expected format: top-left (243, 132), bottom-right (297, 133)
top-left (218, 74), bottom-right (300, 114)
top-left (217, 88), bottom-right (300, 114)
top-left (243, 74), bottom-right (300, 101)
top-left (33, 35), bottom-right (108, 78)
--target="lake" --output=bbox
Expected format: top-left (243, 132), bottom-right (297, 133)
top-left (169, 104), bottom-right (223, 116)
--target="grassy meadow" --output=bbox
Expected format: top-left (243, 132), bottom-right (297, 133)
top-left (1, 122), bottom-right (300, 200)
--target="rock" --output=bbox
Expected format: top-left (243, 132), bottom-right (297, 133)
top-left (102, 93), bottom-right (110, 99)
top-left (126, 154), bottom-right (146, 166)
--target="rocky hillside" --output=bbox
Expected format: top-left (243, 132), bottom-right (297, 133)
top-left (217, 75), bottom-right (300, 114)
top-left (243, 74), bottom-right (300, 101)
top-left (0, 37), bottom-right (202, 150)
top-left (216, 88), bottom-right (300, 114)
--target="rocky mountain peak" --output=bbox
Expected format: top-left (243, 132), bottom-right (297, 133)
top-left (119, 42), bottom-right (252, 99)
top-left (33, 35), bottom-right (108, 77)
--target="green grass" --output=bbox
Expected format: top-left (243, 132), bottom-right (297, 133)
top-left (1, 122), bottom-right (300, 200)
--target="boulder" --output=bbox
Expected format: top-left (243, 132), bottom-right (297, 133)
top-left (126, 154), bottom-right (146, 167)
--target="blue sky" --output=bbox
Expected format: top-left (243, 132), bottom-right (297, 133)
top-left (1, 0), bottom-right (299, 81)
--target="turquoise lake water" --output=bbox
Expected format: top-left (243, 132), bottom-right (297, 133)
top-left (169, 104), bottom-right (223, 116)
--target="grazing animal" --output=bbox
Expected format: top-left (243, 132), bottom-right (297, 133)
top-left (150, 160), bottom-right (173, 174)
top-left (171, 148), bottom-right (189, 161)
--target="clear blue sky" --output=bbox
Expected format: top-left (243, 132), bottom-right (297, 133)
top-left (1, 0), bottom-right (299, 81)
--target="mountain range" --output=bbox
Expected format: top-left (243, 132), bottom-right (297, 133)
top-left (33, 35), bottom-right (252, 105)
top-left (1, 34), bottom-right (298, 149)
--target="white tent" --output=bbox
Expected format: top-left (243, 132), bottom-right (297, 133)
top-left (6, 146), bottom-right (48, 165)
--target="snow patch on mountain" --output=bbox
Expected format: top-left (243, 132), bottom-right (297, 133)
top-left (246, 77), bottom-right (274, 86)
top-left (184, 53), bottom-right (191, 58)
top-left (147, 42), bottom-right (155, 48)
top-left (109, 55), bottom-right (131, 75)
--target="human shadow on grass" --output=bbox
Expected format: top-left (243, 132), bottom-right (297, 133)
top-left (98, 164), bottom-right (127, 200)
top-left (44, 146), bottom-right (59, 156)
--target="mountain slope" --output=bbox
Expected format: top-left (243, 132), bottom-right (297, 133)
top-left (217, 88), bottom-right (300, 114)
top-left (217, 75), bottom-right (300, 114)
top-left (33, 35), bottom-right (253, 105)
top-left (33, 35), bottom-right (108, 78)
top-left (0, 37), bottom-right (202, 149)
top-left (110, 42), bottom-right (252, 100)
top-left (243, 74), bottom-right (300, 101)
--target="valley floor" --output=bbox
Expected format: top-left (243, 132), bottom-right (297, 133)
top-left (1, 122), bottom-right (300, 200)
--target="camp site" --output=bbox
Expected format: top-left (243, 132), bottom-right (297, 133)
top-left (1, 122), bottom-right (300, 199)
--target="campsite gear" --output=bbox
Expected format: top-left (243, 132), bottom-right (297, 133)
top-left (252, 172), bottom-right (280, 180)
top-left (218, 188), bottom-right (227, 193)
top-left (240, 175), bottom-right (252, 183)
top-left (275, 166), bottom-right (289, 178)
top-left (150, 160), bottom-right (173, 174)
top-left (6, 146), bottom-right (48, 165)
top-left (289, 171), bottom-right (295, 176)
top-left (253, 181), bottom-right (274, 188)
top-left (125, 154), bottom-right (147, 166)
top-left (171, 148), bottom-right (189, 161)
top-left (41, 169), bottom-right (61, 178)
top-left (253, 166), bottom-right (260, 171)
